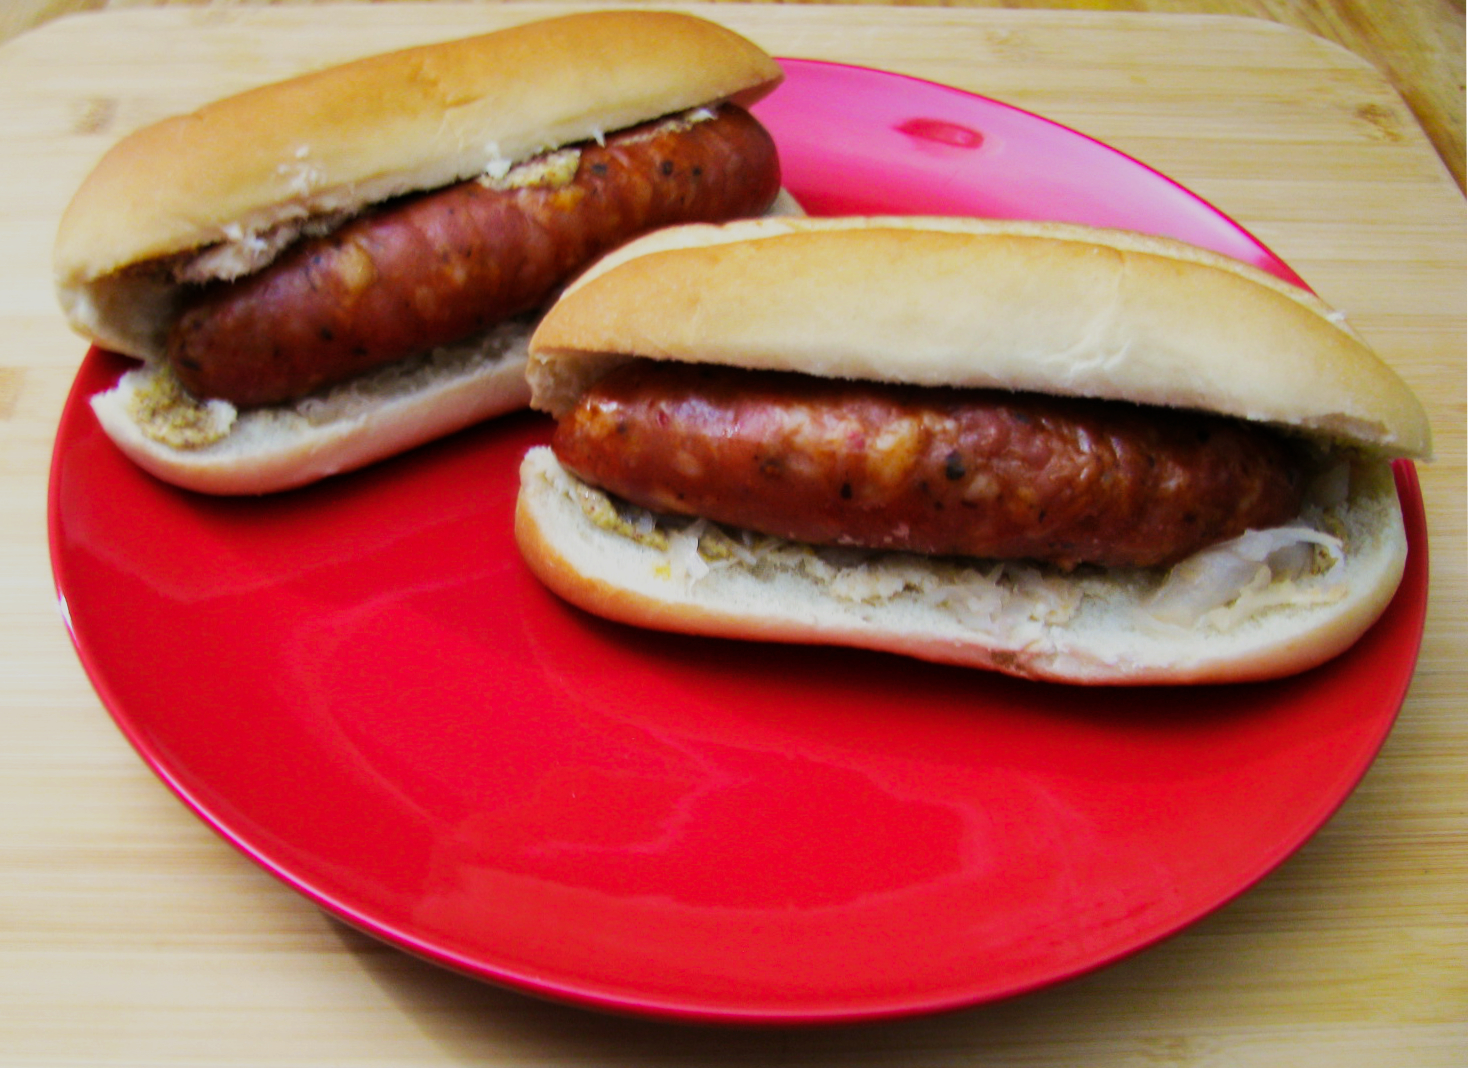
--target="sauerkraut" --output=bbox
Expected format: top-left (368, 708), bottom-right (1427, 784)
top-left (125, 316), bottom-right (532, 449)
top-left (565, 458), bottom-right (1360, 638)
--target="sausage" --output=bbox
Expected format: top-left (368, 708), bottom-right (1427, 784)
top-left (166, 105), bottom-right (781, 407)
top-left (551, 361), bottom-right (1309, 570)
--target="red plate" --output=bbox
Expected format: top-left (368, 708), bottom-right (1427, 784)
top-left (48, 60), bottom-right (1428, 1024)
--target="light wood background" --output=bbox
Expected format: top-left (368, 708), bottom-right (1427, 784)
top-left (0, 2), bottom-right (1463, 1065)
top-left (4, 0), bottom-right (1463, 190)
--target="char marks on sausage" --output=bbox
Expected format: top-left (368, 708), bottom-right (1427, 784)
top-left (166, 105), bottom-right (781, 407)
top-left (551, 361), bottom-right (1309, 570)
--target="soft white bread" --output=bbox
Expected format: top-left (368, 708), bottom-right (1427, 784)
top-left (55, 9), bottom-right (783, 358)
top-left (517, 216), bottom-right (1429, 684)
top-left (515, 447), bottom-right (1408, 684)
top-left (527, 216), bottom-right (1431, 459)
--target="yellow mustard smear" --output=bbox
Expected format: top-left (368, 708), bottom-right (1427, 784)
top-left (125, 365), bottom-right (236, 448)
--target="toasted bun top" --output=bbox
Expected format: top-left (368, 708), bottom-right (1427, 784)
top-left (53, 10), bottom-right (782, 287)
top-left (527, 216), bottom-right (1431, 459)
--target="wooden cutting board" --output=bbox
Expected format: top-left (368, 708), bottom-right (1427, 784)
top-left (0, 4), bottom-right (1463, 1065)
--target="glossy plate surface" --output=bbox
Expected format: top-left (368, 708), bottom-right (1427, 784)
top-left (48, 60), bottom-right (1428, 1024)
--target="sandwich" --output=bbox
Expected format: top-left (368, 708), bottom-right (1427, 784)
top-left (53, 9), bottom-right (789, 493)
top-left (514, 216), bottom-right (1431, 684)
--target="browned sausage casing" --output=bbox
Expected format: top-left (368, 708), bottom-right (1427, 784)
top-left (167, 105), bottom-right (781, 407)
top-left (551, 361), bottom-right (1309, 570)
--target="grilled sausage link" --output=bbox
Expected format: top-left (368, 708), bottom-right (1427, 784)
top-left (166, 105), bottom-right (780, 407)
top-left (552, 361), bottom-right (1309, 570)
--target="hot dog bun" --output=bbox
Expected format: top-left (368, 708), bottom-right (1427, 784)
top-left (515, 216), bottom-right (1430, 684)
top-left (55, 10), bottom-right (787, 494)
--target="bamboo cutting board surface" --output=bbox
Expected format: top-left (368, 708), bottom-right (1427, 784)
top-left (1, 3), bottom-right (1463, 1064)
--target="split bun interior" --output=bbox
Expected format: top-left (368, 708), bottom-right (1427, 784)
top-left (516, 445), bottom-right (1410, 685)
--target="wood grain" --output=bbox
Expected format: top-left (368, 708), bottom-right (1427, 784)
top-left (0, 3), bottom-right (1463, 1066)
top-left (2, 0), bottom-right (1461, 190)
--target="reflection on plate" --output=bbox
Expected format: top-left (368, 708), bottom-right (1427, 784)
top-left (48, 59), bottom-right (1427, 1024)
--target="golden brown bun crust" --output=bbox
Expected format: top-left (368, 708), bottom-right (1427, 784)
top-left (528, 217), bottom-right (1431, 459)
top-left (54, 10), bottom-right (782, 288)
top-left (515, 448), bottom-right (1410, 685)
